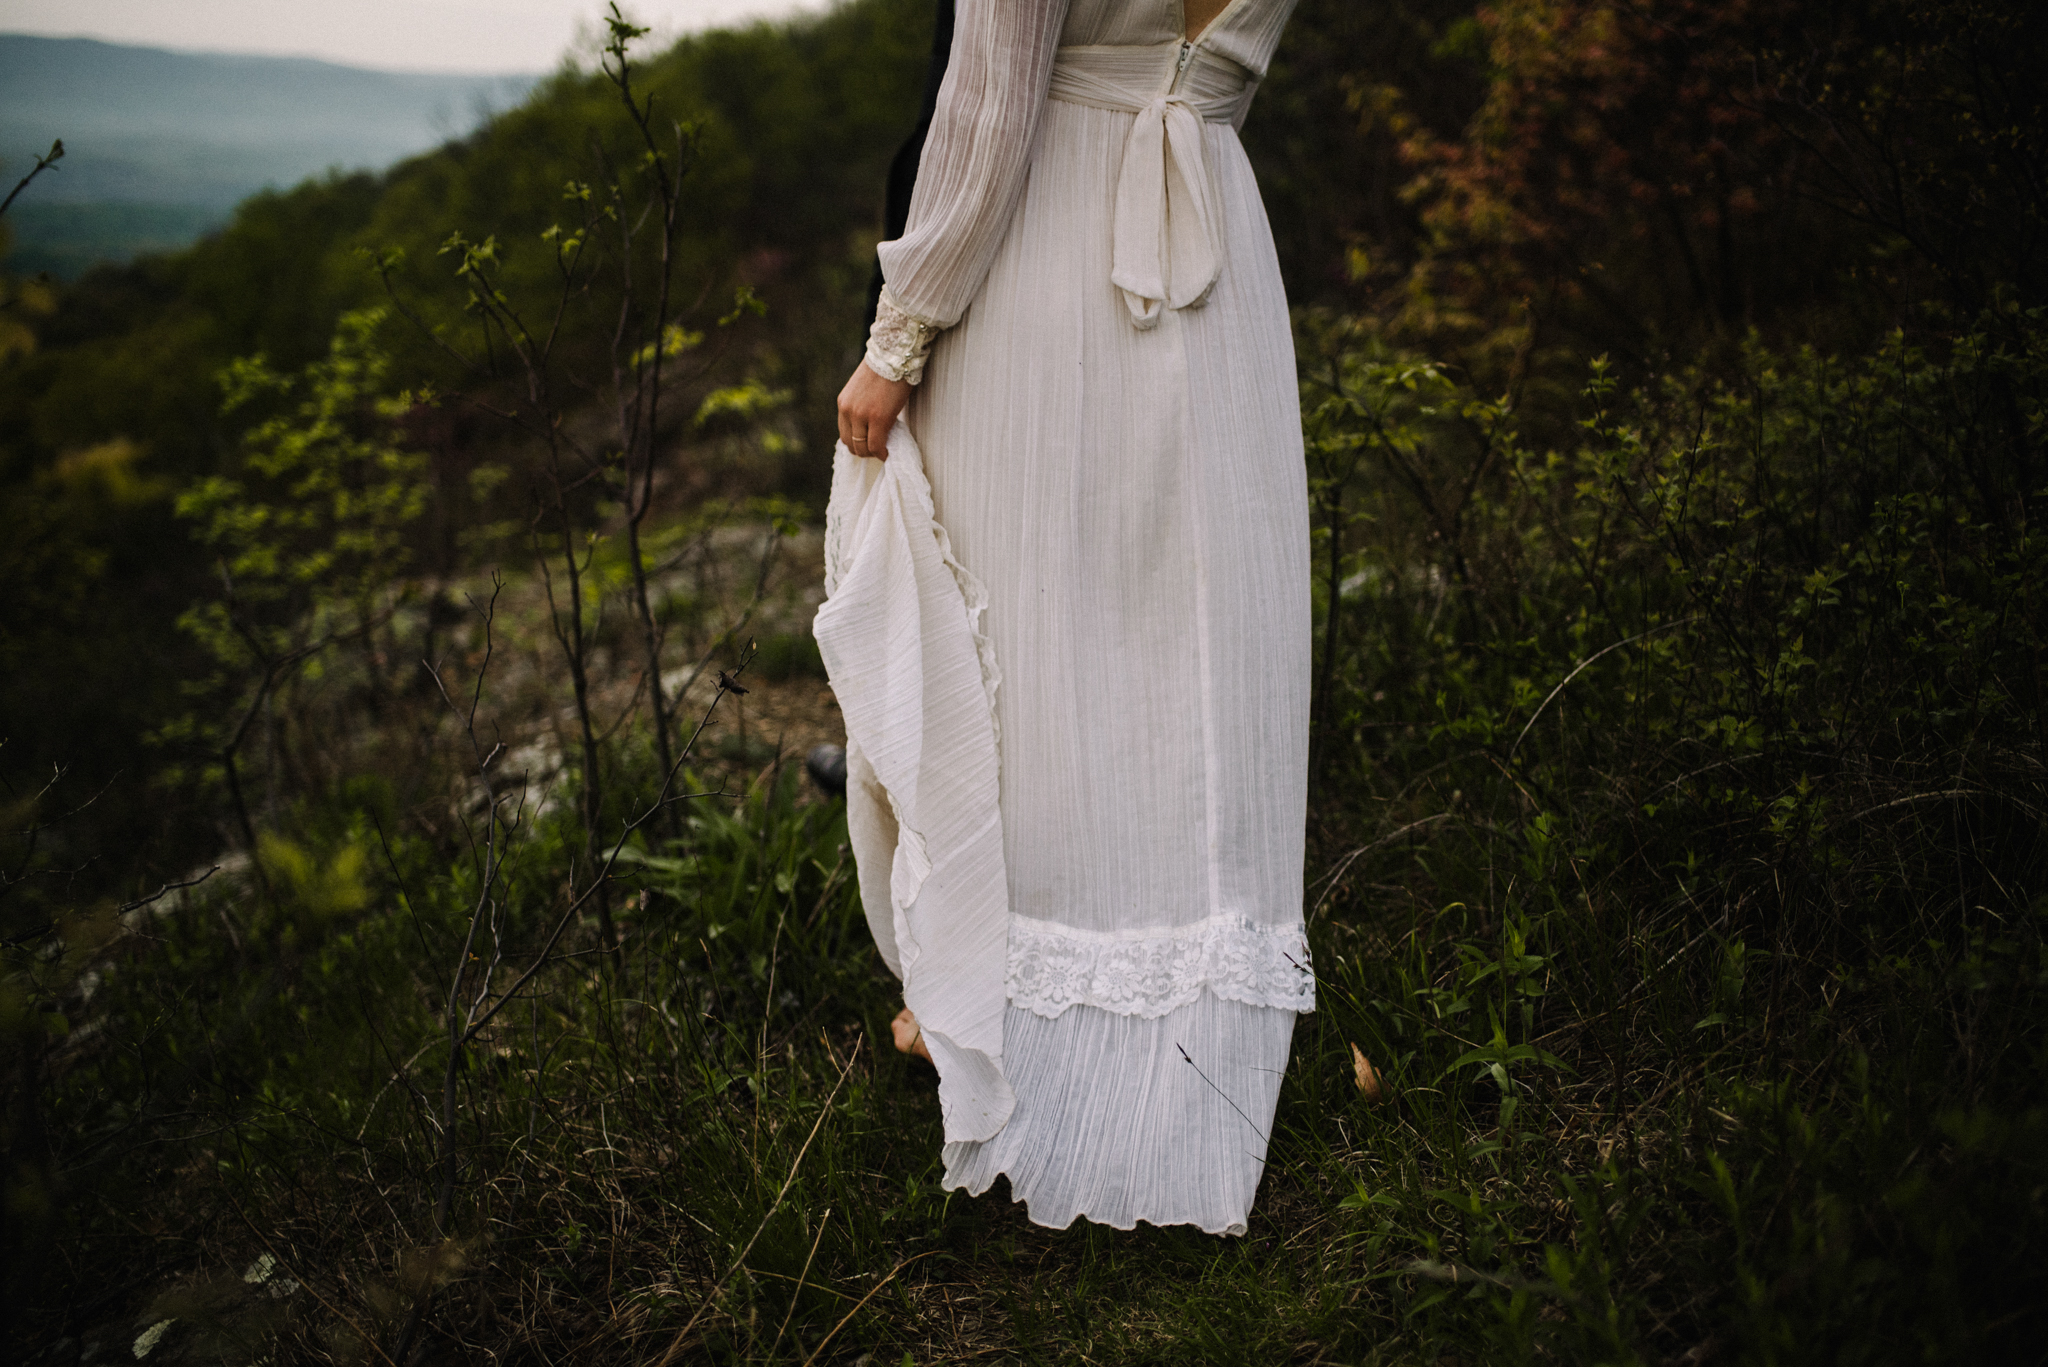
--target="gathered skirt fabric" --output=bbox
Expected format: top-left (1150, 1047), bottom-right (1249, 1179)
top-left (905, 92), bottom-right (1312, 1233)
top-left (943, 990), bottom-right (1298, 1235)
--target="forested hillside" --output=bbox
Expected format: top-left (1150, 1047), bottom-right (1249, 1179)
top-left (4, 0), bottom-right (2044, 1362)
top-left (0, 0), bottom-right (941, 871)
top-left (0, 0), bottom-right (1449, 883)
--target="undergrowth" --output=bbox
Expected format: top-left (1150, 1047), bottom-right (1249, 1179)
top-left (5, 309), bottom-right (2045, 1364)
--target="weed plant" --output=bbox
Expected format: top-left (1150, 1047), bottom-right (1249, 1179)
top-left (1290, 303), bottom-right (2047, 1361)
top-left (8, 2), bottom-right (2046, 1360)
top-left (7, 306), bottom-right (2046, 1365)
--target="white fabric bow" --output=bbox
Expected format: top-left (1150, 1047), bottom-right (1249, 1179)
top-left (1110, 94), bottom-right (1225, 330)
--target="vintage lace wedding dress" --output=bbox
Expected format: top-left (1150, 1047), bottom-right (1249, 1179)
top-left (814, 0), bottom-right (1310, 1236)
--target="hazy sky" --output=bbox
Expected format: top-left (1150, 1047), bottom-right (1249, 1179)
top-left (0, 0), bottom-right (823, 73)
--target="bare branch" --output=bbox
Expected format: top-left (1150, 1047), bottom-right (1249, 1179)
top-left (0, 139), bottom-right (63, 218)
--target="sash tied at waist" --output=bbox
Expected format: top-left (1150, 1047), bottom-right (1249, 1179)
top-left (1047, 43), bottom-right (1257, 330)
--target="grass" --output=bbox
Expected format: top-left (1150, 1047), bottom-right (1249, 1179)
top-left (7, 312), bottom-right (2047, 1364)
top-left (31, 759), bottom-right (2040, 1364)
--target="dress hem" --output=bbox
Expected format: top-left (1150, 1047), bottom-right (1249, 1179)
top-left (938, 988), bottom-right (1296, 1237)
top-left (940, 1169), bottom-right (1252, 1237)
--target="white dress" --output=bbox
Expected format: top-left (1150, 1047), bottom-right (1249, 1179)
top-left (818, 0), bottom-right (1311, 1236)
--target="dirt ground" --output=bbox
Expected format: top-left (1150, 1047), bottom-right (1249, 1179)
top-left (449, 519), bottom-right (849, 816)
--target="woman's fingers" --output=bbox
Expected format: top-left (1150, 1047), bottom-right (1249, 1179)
top-left (837, 402), bottom-right (866, 456)
top-left (836, 360), bottom-right (913, 462)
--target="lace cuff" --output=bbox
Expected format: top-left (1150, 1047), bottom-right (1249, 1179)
top-left (864, 287), bottom-right (944, 385)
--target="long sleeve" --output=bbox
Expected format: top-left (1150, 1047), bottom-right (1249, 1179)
top-left (875, 0), bottom-right (1071, 328)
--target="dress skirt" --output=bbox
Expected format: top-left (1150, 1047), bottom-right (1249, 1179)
top-left (907, 93), bottom-right (1313, 1236)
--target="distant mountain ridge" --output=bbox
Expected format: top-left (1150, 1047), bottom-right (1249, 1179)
top-left (1, 33), bottom-right (539, 275)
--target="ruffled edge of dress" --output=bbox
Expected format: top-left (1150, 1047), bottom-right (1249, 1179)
top-left (816, 423), bottom-right (1015, 1144)
top-left (942, 988), bottom-right (1300, 1236)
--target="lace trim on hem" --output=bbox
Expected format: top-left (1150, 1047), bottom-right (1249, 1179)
top-left (1004, 911), bottom-right (1315, 1020)
top-left (864, 286), bottom-right (943, 385)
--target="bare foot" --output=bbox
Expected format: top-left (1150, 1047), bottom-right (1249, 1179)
top-left (891, 1007), bottom-right (933, 1065)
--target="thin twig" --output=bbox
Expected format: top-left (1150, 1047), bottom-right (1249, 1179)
top-left (117, 865), bottom-right (221, 915)
top-left (0, 139), bottom-right (63, 218)
top-left (1177, 1042), bottom-right (1270, 1147)
top-left (1509, 618), bottom-right (1701, 762)
top-left (1309, 815), bottom-right (1459, 922)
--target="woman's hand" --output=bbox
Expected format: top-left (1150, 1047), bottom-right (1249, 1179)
top-left (837, 360), bottom-right (913, 461)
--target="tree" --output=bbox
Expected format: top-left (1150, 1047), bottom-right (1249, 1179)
top-left (164, 308), bottom-right (428, 870)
